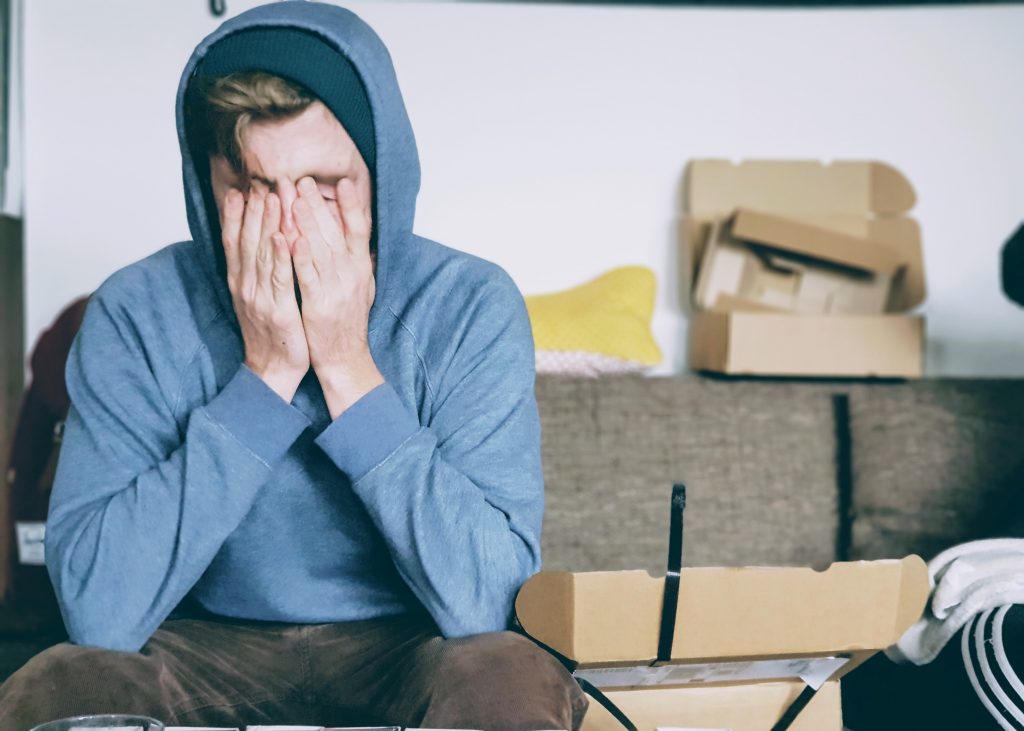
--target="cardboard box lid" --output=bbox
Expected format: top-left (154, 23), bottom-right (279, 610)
top-left (682, 159), bottom-right (926, 311)
top-left (684, 159), bottom-right (915, 217)
top-left (515, 556), bottom-right (929, 668)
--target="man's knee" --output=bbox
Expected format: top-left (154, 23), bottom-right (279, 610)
top-left (11, 643), bottom-right (115, 691)
top-left (15, 642), bottom-right (156, 690)
top-left (0, 641), bottom-right (163, 728)
top-left (434, 631), bottom-right (564, 680)
top-left (418, 631), bottom-right (589, 731)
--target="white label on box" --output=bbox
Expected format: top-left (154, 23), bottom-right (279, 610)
top-left (165, 728), bottom-right (240, 730)
top-left (795, 656), bottom-right (850, 690)
top-left (246, 727), bottom-right (323, 730)
top-left (576, 664), bottom-right (674, 688)
top-left (15, 521), bottom-right (45, 565)
top-left (576, 656), bottom-right (850, 691)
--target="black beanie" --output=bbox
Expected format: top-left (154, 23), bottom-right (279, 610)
top-left (195, 26), bottom-right (376, 174)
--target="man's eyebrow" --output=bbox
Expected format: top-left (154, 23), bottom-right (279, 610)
top-left (242, 169), bottom-right (274, 186)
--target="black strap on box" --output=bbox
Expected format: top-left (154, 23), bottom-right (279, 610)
top-left (516, 483), bottom-right (831, 731)
top-left (576, 677), bottom-right (639, 731)
top-left (770, 684), bottom-right (820, 731)
top-left (657, 483), bottom-right (686, 664)
top-left (569, 484), bottom-right (687, 731)
top-left (511, 484), bottom-right (686, 731)
top-left (567, 484), bottom-right (687, 730)
top-left (508, 623), bottom-right (639, 731)
top-left (652, 482), bottom-right (822, 731)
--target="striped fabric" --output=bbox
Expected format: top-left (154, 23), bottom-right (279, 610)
top-left (962, 605), bottom-right (1024, 730)
top-left (534, 350), bottom-right (648, 377)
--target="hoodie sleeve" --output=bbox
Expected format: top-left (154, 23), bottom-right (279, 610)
top-left (313, 268), bottom-right (544, 637)
top-left (45, 287), bottom-right (311, 652)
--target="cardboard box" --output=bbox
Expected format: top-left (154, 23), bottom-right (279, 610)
top-left (581, 680), bottom-right (840, 731)
top-left (689, 311), bottom-right (925, 379)
top-left (682, 159), bottom-right (926, 377)
top-left (515, 557), bottom-right (929, 731)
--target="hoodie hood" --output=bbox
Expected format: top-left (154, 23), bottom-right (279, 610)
top-left (175, 0), bottom-right (421, 331)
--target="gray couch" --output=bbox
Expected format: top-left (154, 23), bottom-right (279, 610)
top-left (2, 374), bottom-right (1023, 699)
top-left (536, 375), bottom-right (1024, 574)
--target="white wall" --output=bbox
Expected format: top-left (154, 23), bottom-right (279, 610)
top-left (22, 0), bottom-right (1024, 376)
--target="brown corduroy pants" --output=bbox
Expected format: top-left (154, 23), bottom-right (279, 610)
top-left (0, 613), bottom-right (589, 731)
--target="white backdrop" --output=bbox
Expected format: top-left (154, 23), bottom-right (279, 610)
top-left (22, 0), bottom-right (1024, 376)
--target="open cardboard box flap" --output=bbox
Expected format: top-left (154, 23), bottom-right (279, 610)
top-left (693, 209), bottom-right (910, 316)
top-left (515, 555), bottom-right (929, 676)
top-left (728, 208), bottom-right (905, 275)
top-left (686, 159), bottom-right (915, 217)
top-left (682, 159), bottom-right (926, 312)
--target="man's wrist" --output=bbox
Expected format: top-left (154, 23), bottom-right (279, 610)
top-left (317, 356), bottom-right (385, 420)
top-left (245, 362), bottom-right (304, 403)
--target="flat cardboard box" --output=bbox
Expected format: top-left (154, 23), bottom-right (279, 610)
top-left (515, 557), bottom-right (929, 731)
top-left (682, 160), bottom-right (926, 377)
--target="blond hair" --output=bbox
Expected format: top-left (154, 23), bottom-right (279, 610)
top-left (189, 71), bottom-right (316, 173)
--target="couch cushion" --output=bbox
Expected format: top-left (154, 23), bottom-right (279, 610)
top-left (848, 380), bottom-right (1024, 561)
top-left (535, 375), bottom-right (840, 573)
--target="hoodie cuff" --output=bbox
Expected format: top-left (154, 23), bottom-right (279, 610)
top-left (204, 363), bottom-right (311, 466)
top-left (314, 381), bottom-right (421, 483)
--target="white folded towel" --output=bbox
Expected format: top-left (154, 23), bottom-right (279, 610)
top-left (885, 538), bottom-right (1024, 666)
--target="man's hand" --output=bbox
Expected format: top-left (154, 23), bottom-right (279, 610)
top-left (291, 175), bottom-right (384, 420)
top-left (222, 186), bottom-right (310, 403)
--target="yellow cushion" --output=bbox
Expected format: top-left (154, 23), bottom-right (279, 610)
top-left (525, 266), bottom-right (662, 367)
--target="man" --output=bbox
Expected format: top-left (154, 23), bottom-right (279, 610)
top-left (0, 2), bottom-right (588, 729)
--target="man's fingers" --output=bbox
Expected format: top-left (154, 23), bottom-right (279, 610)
top-left (291, 235), bottom-right (319, 296)
top-left (358, 177), bottom-right (372, 226)
top-left (256, 192), bottom-right (281, 286)
top-left (254, 243), bottom-right (272, 292)
top-left (337, 177), bottom-right (371, 255)
top-left (221, 188), bottom-right (244, 278)
top-left (239, 187), bottom-right (265, 286)
top-left (303, 177), bottom-right (344, 248)
top-left (292, 200), bottom-right (332, 275)
top-left (263, 191), bottom-right (282, 238)
top-left (360, 175), bottom-right (372, 217)
top-left (270, 233), bottom-right (296, 297)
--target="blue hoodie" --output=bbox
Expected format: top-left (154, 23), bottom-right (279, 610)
top-left (44, 0), bottom-right (544, 653)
